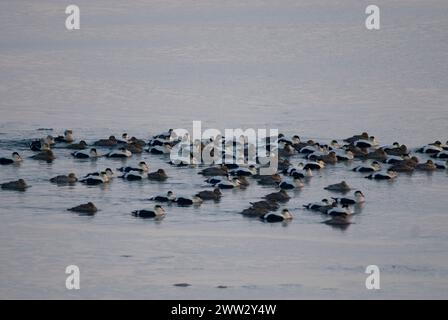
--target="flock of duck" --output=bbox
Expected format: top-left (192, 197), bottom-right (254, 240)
top-left (1, 129), bottom-right (447, 226)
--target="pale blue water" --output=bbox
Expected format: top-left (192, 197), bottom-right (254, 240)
top-left (0, 0), bottom-right (448, 299)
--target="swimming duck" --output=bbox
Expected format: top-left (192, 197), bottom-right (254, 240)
top-left (216, 177), bottom-right (241, 189)
top-left (415, 160), bottom-right (437, 171)
top-left (256, 173), bottom-right (283, 186)
top-left (363, 149), bottom-right (387, 161)
top-left (72, 148), bottom-right (98, 159)
top-left (1, 179), bottom-right (29, 191)
top-left (132, 205), bottom-right (166, 218)
top-left (434, 160), bottom-right (448, 169)
top-left (195, 188), bottom-right (222, 201)
top-left (384, 144), bottom-right (408, 156)
top-left (324, 214), bottom-right (351, 226)
top-left (365, 170), bottom-right (398, 180)
top-left (317, 151), bottom-right (338, 164)
top-left (303, 199), bottom-right (333, 211)
top-left (198, 166), bottom-right (228, 176)
top-left (79, 172), bottom-right (109, 185)
top-left (66, 140), bottom-right (88, 150)
top-left (263, 190), bottom-right (290, 202)
top-left (174, 196), bottom-right (203, 206)
top-left (352, 161), bottom-right (381, 172)
top-left (118, 161), bottom-right (149, 173)
top-left (344, 132), bottom-right (369, 144)
top-left (93, 136), bottom-right (118, 147)
top-left (0, 152), bottom-right (23, 165)
top-left (50, 173), bottom-right (78, 184)
top-left (107, 148), bottom-right (132, 158)
top-left (116, 133), bottom-right (130, 145)
top-left (278, 177), bottom-right (304, 190)
top-left (126, 142), bottom-right (143, 154)
top-left (249, 200), bottom-right (280, 212)
top-left (54, 130), bottom-right (74, 143)
top-left (147, 143), bottom-right (172, 155)
top-left (303, 160), bottom-right (325, 170)
top-left (147, 169), bottom-right (168, 181)
top-left (229, 165), bottom-right (257, 176)
top-left (283, 165), bottom-right (313, 179)
top-left (432, 150), bottom-right (448, 159)
top-left (204, 175), bottom-right (229, 186)
top-left (240, 206), bottom-right (270, 217)
top-left (153, 129), bottom-right (174, 140)
top-left (332, 149), bottom-right (354, 161)
top-left (31, 149), bottom-right (55, 162)
top-left (354, 137), bottom-right (378, 149)
top-left (327, 204), bottom-right (352, 216)
top-left (150, 191), bottom-right (176, 202)
top-left (417, 142), bottom-right (443, 154)
top-left (299, 143), bottom-right (322, 155)
top-left (82, 168), bottom-right (114, 180)
top-left (260, 209), bottom-right (293, 223)
top-left (236, 176), bottom-right (250, 188)
top-left (30, 136), bottom-right (54, 151)
top-left (331, 191), bottom-right (365, 205)
top-left (67, 202), bottom-right (97, 215)
top-left (383, 155), bottom-right (405, 164)
top-left (324, 181), bottom-right (351, 192)
top-left (120, 171), bottom-right (145, 181)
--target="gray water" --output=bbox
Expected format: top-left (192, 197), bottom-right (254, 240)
top-left (0, 0), bottom-right (448, 299)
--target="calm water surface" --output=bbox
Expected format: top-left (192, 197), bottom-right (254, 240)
top-left (0, 0), bottom-right (448, 299)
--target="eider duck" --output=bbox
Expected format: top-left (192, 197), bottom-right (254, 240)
top-left (365, 170), bottom-right (398, 180)
top-left (352, 161), bottom-right (381, 172)
top-left (31, 149), bottom-right (55, 162)
top-left (344, 132), bottom-right (369, 144)
top-left (118, 161), bottom-right (149, 173)
top-left (66, 140), bottom-right (88, 150)
top-left (256, 173), bottom-right (283, 186)
top-left (72, 148), bottom-right (98, 159)
top-left (216, 177), bottom-right (241, 189)
top-left (174, 196), bottom-right (203, 206)
top-left (332, 149), bottom-right (354, 161)
top-left (0, 152), bottom-right (23, 165)
top-left (331, 191), bottom-right (365, 205)
top-left (198, 166), bottom-right (228, 176)
top-left (120, 171), bottom-right (145, 181)
top-left (195, 188), bottom-right (222, 201)
top-left (147, 169), bottom-right (168, 181)
top-left (435, 160), bottom-right (448, 169)
top-left (240, 206), bottom-right (269, 217)
top-left (79, 172), bottom-right (109, 185)
top-left (302, 160), bottom-right (325, 170)
top-left (415, 160), bottom-right (437, 171)
top-left (327, 204), bottom-right (352, 216)
top-left (30, 136), bottom-right (54, 151)
top-left (93, 136), bottom-right (118, 147)
top-left (229, 165), bottom-right (257, 176)
top-left (354, 137), bottom-right (378, 149)
top-left (278, 177), bottom-right (304, 190)
top-left (1, 179), bottom-right (29, 191)
top-left (383, 155), bottom-right (405, 164)
top-left (384, 144), bottom-right (408, 156)
top-left (107, 148), bottom-right (132, 158)
top-left (50, 173), bottom-right (78, 184)
top-left (260, 209), bottom-right (293, 223)
top-left (263, 190), bottom-right (290, 202)
top-left (432, 150), bottom-right (448, 159)
top-left (303, 199), bottom-right (333, 211)
top-left (204, 175), bottom-right (229, 186)
top-left (153, 129), bottom-right (174, 140)
top-left (363, 149), bottom-right (387, 161)
top-left (317, 151), bottom-right (338, 164)
top-left (249, 200), bottom-right (280, 212)
top-left (147, 143), bottom-right (172, 154)
top-left (324, 181), bottom-right (351, 192)
top-left (417, 142), bottom-right (443, 154)
top-left (150, 191), bottom-right (176, 202)
top-left (132, 205), bottom-right (166, 218)
top-left (67, 202), bottom-right (97, 215)
top-left (54, 130), bottom-right (74, 143)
